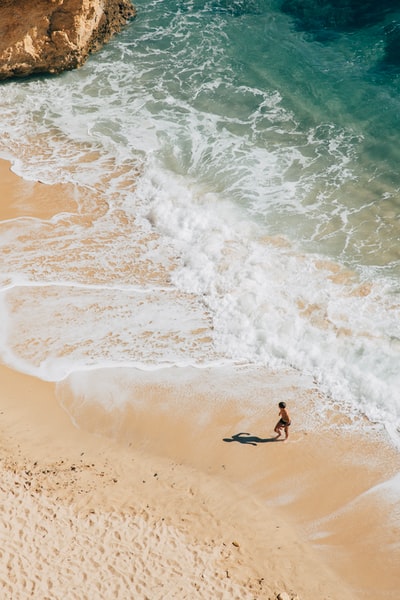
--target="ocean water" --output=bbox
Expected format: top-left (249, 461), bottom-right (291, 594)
top-left (0, 0), bottom-right (400, 444)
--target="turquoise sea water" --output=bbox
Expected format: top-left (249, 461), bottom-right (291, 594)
top-left (0, 1), bottom-right (400, 444)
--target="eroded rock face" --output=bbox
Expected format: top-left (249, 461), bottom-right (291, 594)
top-left (0, 0), bottom-right (136, 80)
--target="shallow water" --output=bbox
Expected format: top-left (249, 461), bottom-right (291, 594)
top-left (0, 0), bottom-right (399, 444)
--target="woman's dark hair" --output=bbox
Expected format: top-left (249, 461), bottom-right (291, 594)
top-left (279, 402), bottom-right (286, 408)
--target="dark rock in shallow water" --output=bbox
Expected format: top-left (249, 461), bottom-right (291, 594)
top-left (383, 21), bottom-right (400, 65)
top-left (0, 0), bottom-right (136, 80)
top-left (281, 0), bottom-right (400, 71)
top-left (281, 0), bottom-right (399, 32)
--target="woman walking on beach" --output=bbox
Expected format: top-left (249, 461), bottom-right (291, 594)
top-left (274, 402), bottom-right (291, 442)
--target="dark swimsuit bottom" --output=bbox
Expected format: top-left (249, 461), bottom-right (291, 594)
top-left (279, 418), bottom-right (291, 427)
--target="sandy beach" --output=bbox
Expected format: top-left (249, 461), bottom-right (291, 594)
top-left (1, 159), bottom-right (400, 599)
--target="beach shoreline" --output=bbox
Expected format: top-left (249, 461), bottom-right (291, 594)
top-left (1, 158), bottom-right (400, 598)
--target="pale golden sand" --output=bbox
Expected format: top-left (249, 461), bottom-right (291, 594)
top-left (0, 160), bottom-right (79, 221)
top-left (1, 159), bottom-right (399, 599)
top-left (0, 365), bottom-right (349, 600)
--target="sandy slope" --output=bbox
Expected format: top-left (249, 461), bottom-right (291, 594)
top-left (1, 159), bottom-right (399, 599)
top-left (0, 364), bottom-right (349, 600)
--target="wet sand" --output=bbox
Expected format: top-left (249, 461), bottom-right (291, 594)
top-left (1, 159), bottom-right (399, 599)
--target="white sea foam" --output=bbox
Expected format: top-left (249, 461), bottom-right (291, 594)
top-left (0, 0), bottom-right (400, 447)
top-left (2, 150), bottom-right (399, 442)
top-left (132, 160), bottom-right (400, 437)
top-left (0, 282), bottom-right (220, 380)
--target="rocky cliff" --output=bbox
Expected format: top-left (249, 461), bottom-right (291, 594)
top-left (0, 0), bottom-right (136, 80)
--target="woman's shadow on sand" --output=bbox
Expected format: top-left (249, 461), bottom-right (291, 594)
top-left (223, 432), bottom-right (280, 446)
